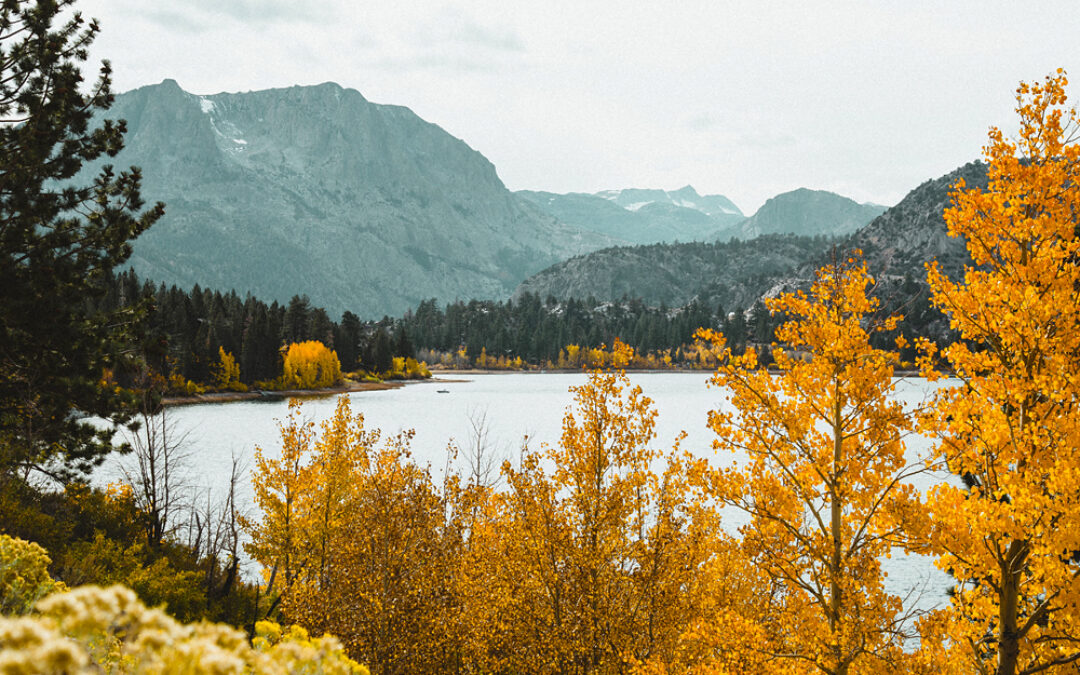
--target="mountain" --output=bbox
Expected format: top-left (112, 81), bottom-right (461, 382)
top-left (741, 162), bottom-right (990, 344)
top-left (513, 163), bottom-right (988, 317)
top-left (518, 185), bottom-right (745, 245)
top-left (513, 235), bottom-right (832, 310)
top-left (730, 188), bottom-right (887, 240)
top-left (844, 161), bottom-right (986, 282)
top-left (94, 80), bottom-right (613, 317)
top-left (596, 185), bottom-right (742, 217)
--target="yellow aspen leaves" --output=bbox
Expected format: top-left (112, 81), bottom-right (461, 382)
top-left (245, 397), bottom-right (456, 673)
top-left (243, 399), bottom-right (315, 591)
top-left (281, 340), bottom-right (342, 389)
top-left (919, 70), bottom-right (1080, 675)
top-left (212, 346), bottom-right (246, 392)
top-left (484, 340), bottom-right (727, 674)
top-left (697, 256), bottom-right (922, 674)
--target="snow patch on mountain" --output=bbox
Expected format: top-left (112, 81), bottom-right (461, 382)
top-left (596, 186), bottom-right (743, 219)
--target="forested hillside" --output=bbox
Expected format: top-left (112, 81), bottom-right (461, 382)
top-left (514, 234), bottom-right (834, 309)
top-left (99, 270), bottom-right (781, 385)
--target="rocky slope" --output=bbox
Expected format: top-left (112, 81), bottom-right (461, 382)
top-left (96, 80), bottom-right (613, 317)
top-left (844, 161), bottom-right (986, 281)
top-left (515, 163), bottom-right (988, 315)
top-left (513, 234), bottom-right (832, 310)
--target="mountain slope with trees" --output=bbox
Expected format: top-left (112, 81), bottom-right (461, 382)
top-left (513, 234), bottom-right (834, 311)
top-left (516, 163), bottom-right (986, 313)
top-left (844, 161), bottom-right (987, 281)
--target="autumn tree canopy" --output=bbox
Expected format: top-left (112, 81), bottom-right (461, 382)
top-left (697, 256), bottom-right (923, 675)
top-left (480, 342), bottom-right (724, 674)
top-left (281, 340), bottom-right (342, 389)
top-left (918, 70), bottom-right (1080, 675)
top-left (245, 398), bottom-right (458, 674)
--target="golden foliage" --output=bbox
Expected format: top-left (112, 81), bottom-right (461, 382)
top-left (281, 341), bottom-right (342, 389)
top-left (0, 535), bottom-right (64, 616)
top-left (696, 256), bottom-right (921, 674)
top-left (468, 340), bottom-right (730, 674)
top-left (245, 349), bottom-right (761, 674)
top-left (385, 355), bottom-right (431, 379)
top-left (245, 397), bottom-right (456, 674)
top-left (919, 69), bottom-right (1080, 674)
top-left (212, 346), bottom-right (247, 392)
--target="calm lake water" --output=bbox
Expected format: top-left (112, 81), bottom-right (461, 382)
top-left (99, 371), bottom-right (955, 614)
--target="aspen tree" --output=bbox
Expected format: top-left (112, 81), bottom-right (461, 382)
top-left (919, 70), bottom-right (1080, 675)
top-left (699, 257), bottom-right (922, 675)
top-left (487, 341), bottom-right (721, 674)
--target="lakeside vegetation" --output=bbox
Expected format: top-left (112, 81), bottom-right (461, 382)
top-left (2, 2), bottom-right (1080, 673)
top-left (94, 266), bottom-right (900, 383)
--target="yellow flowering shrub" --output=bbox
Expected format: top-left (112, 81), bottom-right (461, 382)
top-left (0, 584), bottom-right (368, 674)
top-left (0, 535), bottom-right (65, 616)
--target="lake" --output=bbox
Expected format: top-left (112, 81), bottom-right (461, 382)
top-left (98, 371), bottom-right (955, 615)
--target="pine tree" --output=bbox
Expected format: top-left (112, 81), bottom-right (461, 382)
top-left (0, 0), bottom-right (164, 480)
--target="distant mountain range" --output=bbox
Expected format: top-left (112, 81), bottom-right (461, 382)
top-left (597, 186), bottom-right (742, 217)
top-left (516, 185), bottom-right (883, 246)
top-left (514, 163), bottom-right (987, 313)
top-left (731, 188), bottom-right (885, 240)
top-left (94, 80), bottom-right (614, 317)
top-left (516, 187), bottom-right (743, 245)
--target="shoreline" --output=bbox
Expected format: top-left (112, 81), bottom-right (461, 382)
top-left (162, 369), bottom-right (932, 406)
top-left (162, 380), bottom-right (405, 407)
top-left (432, 368), bottom-right (930, 378)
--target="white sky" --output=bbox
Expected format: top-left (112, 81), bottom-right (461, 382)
top-left (78, 0), bottom-right (1078, 213)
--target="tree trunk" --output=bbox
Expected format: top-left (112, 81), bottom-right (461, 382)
top-left (997, 539), bottom-right (1025, 675)
top-left (831, 391), bottom-right (848, 675)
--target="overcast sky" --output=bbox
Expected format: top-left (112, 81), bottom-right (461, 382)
top-left (78, 0), bottom-right (1077, 213)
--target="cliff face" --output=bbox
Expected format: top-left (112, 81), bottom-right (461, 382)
top-left (99, 80), bottom-right (613, 317)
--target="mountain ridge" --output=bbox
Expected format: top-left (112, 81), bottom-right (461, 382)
top-left (98, 79), bottom-right (614, 318)
top-left (513, 162), bottom-right (986, 317)
top-left (517, 185), bottom-right (744, 245)
top-left (731, 188), bottom-right (886, 240)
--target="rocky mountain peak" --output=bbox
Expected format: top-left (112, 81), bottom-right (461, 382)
top-left (97, 80), bottom-right (613, 317)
